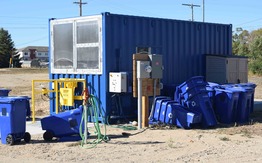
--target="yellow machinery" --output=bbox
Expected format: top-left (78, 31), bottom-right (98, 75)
top-left (31, 78), bottom-right (86, 122)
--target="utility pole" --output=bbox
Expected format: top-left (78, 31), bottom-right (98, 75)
top-left (203, 0), bottom-right (205, 22)
top-left (73, 0), bottom-right (87, 16)
top-left (182, 3), bottom-right (201, 21)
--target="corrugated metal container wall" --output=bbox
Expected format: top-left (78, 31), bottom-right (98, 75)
top-left (105, 13), bottom-right (232, 85)
top-left (49, 12), bottom-right (232, 119)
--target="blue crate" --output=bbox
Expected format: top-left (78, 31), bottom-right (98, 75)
top-left (164, 103), bottom-right (202, 128)
top-left (0, 88), bottom-right (11, 96)
top-left (41, 107), bottom-right (84, 141)
top-left (150, 97), bottom-right (171, 122)
top-left (177, 76), bottom-right (207, 93)
top-left (183, 92), bottom-right (217, 127)
top-left (214, 88), bottom-right (240, 124)
top-left (0, 96), bottom-right (31, 145)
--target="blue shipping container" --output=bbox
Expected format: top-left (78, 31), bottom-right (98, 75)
top-left (49, 12), bottom-right (232, 120)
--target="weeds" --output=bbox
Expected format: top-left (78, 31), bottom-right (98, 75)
top-left (219, 137), bottom-right (230, 141)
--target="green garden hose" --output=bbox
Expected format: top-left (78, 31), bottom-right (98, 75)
top-left (79, 95), bottom-right (109, 148)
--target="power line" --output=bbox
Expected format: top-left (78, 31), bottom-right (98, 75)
top-left (73, 0), bottom-right (87, 16)
top-left (237, 17), bottom-right (262, 26)
top-left (182, 3), bottom-right (201, 21)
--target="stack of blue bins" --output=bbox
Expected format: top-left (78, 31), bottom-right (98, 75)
top-left (175, 76), bottom-right (217, 127)
top-left (223, 85), bottom-right (253, 123)
top-left (41, 106), bottom-right (84, 141)
top-left (150, 96), bottom-right (202, 129)
top-left (208, 82), bottom-right (256, 124)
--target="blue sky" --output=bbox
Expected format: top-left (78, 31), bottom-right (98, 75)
top-left (1, 0), bottom-right (262, 49)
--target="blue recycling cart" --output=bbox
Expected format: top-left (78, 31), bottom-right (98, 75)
top-left (223, 86), bottom-right (253, 123)
top-left (214, 88), bottom-right (240, 124)
top-left (0, 96), bottom-right (31, 145)
top-left (0, 88), bottom-right (11, 96)
top-left (41, 107), bottom-right (84, 141)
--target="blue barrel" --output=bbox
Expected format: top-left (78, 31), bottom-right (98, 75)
top-left (0, 96), bottom-right (30, 145)
top-left (183, 92), bottom-right (217, 127)
top-left (225, 86), bottom-right (253, 123)
top-left (0, 88), bottom-right (11, 96)
top-left (214, 88), bottom-right (240, 124)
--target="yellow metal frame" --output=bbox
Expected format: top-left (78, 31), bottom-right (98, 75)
top-left (31, 78), bottom-right (86, 122)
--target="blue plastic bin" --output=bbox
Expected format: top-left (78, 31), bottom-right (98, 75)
top-left (41, 107), bottom-right (84, 141)
top-left (0, 96), bottom-right (31, 145)
top-left (225, 86), bottom-right (253, 123)
top-left (177, 76), bottom-right (207, 93)
top-left (183, 92), bottom-right (217, 127)
top-left (165, 103), bottom-right (202, 128)
top-left (236, 83), bottom-right (256, 113)
top-left (206, 82), bottom-right (219, 107)
top-left (159, 100), bottom-right (177, 123)
top-left (151, 96), bottom-right (171, 123)
top-left (214, 88), bottom-right (240, 124)
top-left (0, 88), bottom-right (11, 96)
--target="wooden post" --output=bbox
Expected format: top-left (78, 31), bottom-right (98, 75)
top-left (142, 96), bottom-right (149, 128)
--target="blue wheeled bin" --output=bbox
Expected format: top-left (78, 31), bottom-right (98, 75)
top-left (214, 88), bottom-right (240, 124)
top-left (182, 92), bottom-right (217, 127)
top-left (0, 96), bottom-right (31, 145)
top-left (223, 86), bottom-right (253, 123)
top-left (158, 100), bottom-right (177, 123)
top-left (164, 103), bottom-right (202, 128)
top-left (177, 76), bottom-right (207, 93)
top-left (206, 82), bottom-right (219, 107)
top-left (41, 107), bottom-right (84, 141)
top-left (0, 88), bottom-right (11, 96)
top-left (236, 83), bottom-right (256, 113)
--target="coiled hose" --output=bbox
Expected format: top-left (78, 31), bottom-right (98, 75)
top-left (79, 94), bottom-right (109, 148)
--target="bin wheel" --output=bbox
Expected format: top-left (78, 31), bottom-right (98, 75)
top-left (43, 131), bottom-right (53, 141)
top-left (6, 134), bottom-right (14, 146)
top-left (24, 132), bottom-right (31, 143)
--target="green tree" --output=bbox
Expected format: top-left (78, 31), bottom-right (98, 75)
top-left (0, 28), bottom-right (21, 68)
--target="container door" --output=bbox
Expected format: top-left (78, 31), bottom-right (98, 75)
top-left (238, 58), bottom-right (248, 83)
top-left (226, 58), bottom-right (238, 83)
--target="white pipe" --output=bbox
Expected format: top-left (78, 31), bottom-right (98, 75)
top-left (137, 78), bottom-right (142, 129)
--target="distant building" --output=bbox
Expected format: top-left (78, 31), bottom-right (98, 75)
top-left (18, 46), bottom-right (49, 62)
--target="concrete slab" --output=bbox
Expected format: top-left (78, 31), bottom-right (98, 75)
top-left (26, 120), bottom-right (44, 135)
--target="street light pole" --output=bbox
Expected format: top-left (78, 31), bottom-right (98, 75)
top-left (182, 3), bottom-right (201, 21)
